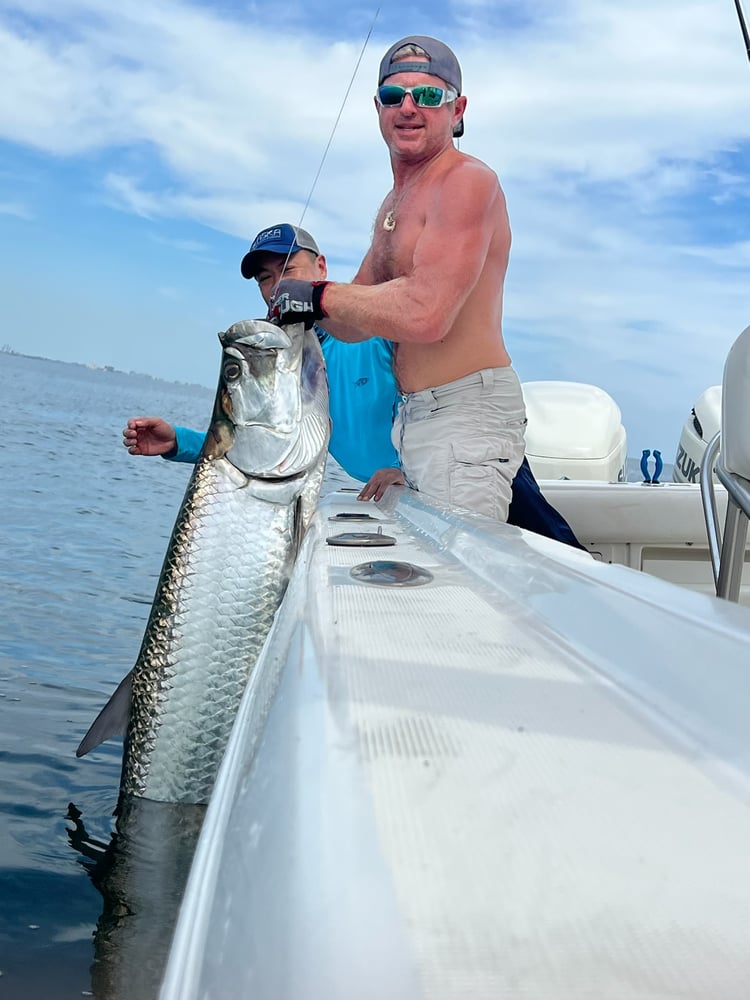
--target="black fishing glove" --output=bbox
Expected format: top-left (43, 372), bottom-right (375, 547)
top-left (268, 279), bottom-right (330, 329)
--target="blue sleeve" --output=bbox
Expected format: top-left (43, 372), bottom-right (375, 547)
top-left (161, 426), bottom-right (206, 464)
top-left (319, 335), bottom-right (400, 482)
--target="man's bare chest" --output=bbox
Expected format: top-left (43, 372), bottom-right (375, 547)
top-left (370, 229), bottom-right (399, 284)
top-left (370, 215), bottom-right (421, 285)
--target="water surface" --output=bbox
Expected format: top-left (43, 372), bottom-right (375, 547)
top-left (0, 352), bottom-right (352, 999)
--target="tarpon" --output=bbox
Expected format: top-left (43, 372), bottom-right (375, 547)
top-left (77, 319), bottom-right (329, 804)
top-left (68, 799), bottom-right (205, 1000)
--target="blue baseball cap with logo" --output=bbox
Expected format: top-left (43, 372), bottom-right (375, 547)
top-left (240, 223), bottom-right (320, 279)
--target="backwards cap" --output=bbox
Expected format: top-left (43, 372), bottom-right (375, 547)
top-left (378, 35), bottom-right (464, 137)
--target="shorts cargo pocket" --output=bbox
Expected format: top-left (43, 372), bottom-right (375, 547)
top-left (448, 442), bottom-right (516, 519)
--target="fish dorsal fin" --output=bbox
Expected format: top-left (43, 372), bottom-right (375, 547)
top-left (76, 670), bottom-right (133, 757)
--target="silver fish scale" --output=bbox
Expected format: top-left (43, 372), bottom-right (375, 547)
top-left (77, 320), bottom-right (329, 804)
top-left (124, 454), bottom-right (300, 804)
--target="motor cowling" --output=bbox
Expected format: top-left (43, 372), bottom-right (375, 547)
top-left (522, 381), bottom-right (627, 482)
top-left (672, 386), bottom-right (721, 484)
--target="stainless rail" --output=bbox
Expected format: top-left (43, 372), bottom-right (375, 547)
top-left (699, 323), bottom-right (750, 602)
top-left (700, 433), bottom-right (750, 602)
top-left (699, 432), bottom-right (723, 590)
top-left (716, 461), bottom-right (750, 601)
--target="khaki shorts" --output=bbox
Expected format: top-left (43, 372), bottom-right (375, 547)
top-left (392, 367), bottom-right (527, 521)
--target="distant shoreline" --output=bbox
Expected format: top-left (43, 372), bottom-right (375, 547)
top-left (0, 347), bottom-right (212, 392)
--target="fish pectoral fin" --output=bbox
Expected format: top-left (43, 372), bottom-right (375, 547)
top-left (76, 670), bottom-right (133, 757)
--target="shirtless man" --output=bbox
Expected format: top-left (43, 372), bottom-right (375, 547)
top-left (269, 35), bottom-right (526, 521)
top-left (125, 218), bottom-right (582, 547)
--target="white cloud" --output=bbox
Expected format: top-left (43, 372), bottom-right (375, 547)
top-left (0, 199), bottom-right (33, 218)
top-left (682, 241), bottom-right (750, 268)
top-left (150, 233), bottom-right (210, 254)
top-left (0, 0), bottom-right (748, 453)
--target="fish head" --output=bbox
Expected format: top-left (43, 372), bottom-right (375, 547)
top-left (219, 319), bottom-right (296, 425)
top-left (206, 319), bottom-right (328, 478)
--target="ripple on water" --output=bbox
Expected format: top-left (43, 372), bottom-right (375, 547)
top-left (1, 354), bottom-right (347, 997)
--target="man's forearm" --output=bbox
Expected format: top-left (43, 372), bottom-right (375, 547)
top-left (270, 269), bottom-right (463, 344)
top-left (316, 316), bottom-right (374, 343)
top-left (321, 279), bottom-right (450, 345)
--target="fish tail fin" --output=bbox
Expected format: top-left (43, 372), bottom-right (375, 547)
top-left (76, 670), bottom-right (133, 757)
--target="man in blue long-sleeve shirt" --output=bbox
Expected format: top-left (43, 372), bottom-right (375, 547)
top-left (123, 223), bottom-right (582, 546)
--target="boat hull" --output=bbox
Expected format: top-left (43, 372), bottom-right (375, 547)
top-left (160, 487), bottom-right (750, 999)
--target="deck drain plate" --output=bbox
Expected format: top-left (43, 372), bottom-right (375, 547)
top-left (327, 532), bottom-right (396, 547)
top-left (328, 512), bottom-right (380, 523)
top-left (350, 560), bottom-right (434, 586)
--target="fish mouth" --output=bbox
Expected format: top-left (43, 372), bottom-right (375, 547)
top-left (246, 466), bottom-right (307, 484)
top-left (220, 319), bottom-right (292, 352)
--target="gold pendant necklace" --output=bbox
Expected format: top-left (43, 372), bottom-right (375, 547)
top-left (381, 156), bottom-right (437, 233)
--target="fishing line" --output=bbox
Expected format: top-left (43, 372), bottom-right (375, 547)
top-left (733, 0), bottom-right (750, 64)
top-left (278, 7), bottom-right (381, 280)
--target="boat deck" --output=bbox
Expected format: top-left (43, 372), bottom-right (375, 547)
top-left (161, 487), bottom-right (750, 1000)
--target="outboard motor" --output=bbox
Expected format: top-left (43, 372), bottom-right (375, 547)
top-left (673, 386), bottom-right (722, 483)
top-left (522, 381), bottom-right (627, 481)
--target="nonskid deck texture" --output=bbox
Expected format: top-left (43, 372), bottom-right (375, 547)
top-left (161, 488), bottom-right (750, 1000)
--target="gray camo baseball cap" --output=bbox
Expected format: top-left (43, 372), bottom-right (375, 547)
top-left (378, 35), bottom-right (464, 137)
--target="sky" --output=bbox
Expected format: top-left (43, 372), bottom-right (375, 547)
top-left (1, 0), bottom-right (749, 460)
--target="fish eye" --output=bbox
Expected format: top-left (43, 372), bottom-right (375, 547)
top-left (223, 361), bottom-right (242, 381)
